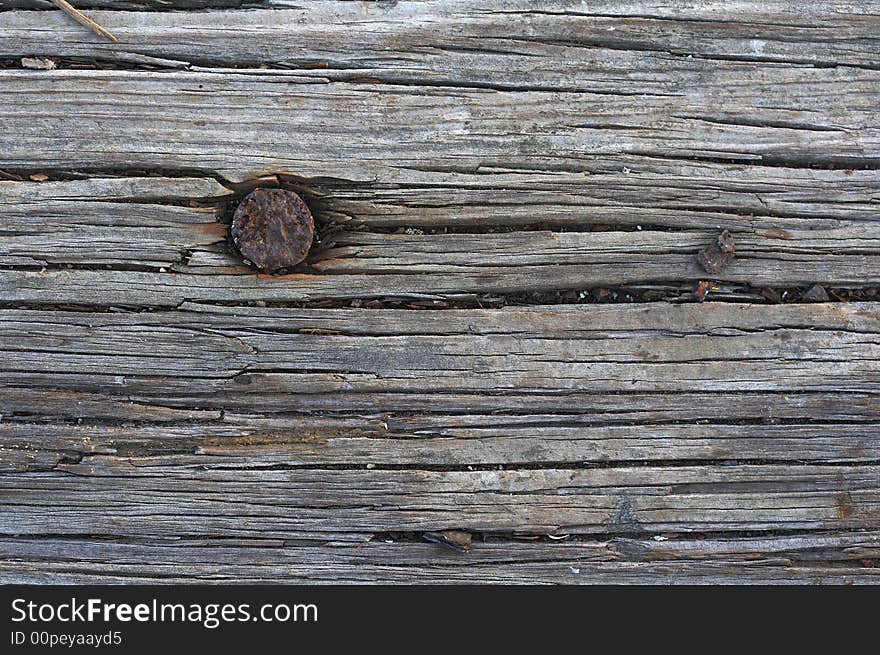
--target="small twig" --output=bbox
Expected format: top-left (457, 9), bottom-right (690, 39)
top-left (49, 0), bottom-right (118, 42)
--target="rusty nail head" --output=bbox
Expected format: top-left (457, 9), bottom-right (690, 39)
top-left (231, 188), bottom-right (315, 273)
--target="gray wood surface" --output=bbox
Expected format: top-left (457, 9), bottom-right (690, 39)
top-left (1, 1), bottom-right (878, 584)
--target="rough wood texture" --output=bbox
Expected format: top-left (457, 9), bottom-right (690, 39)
top-left (2, 67), bottom-right (877, 184)
top-left (1, 1), bottom-right (879, 584)
top-left (2, 178), bottom-right (877, 303)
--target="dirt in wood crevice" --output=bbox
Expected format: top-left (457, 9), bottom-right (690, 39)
top-left (0, 523), bottom-right (856, 552)
top-left (210, 283), bottom-right (880, 307)
top-left (164, 456), bottom-right (880, 476)
top-left (8, 50), bottom-right (880, 82)
top-left (0, 283), bottom-right (877, 315)
top-left (7, 411), bottom-right (879, 428)
top-left (367, 526), bottom-right (879, 546)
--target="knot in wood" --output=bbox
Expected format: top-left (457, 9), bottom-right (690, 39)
top-left (231, 188), bottom-right (315, 273)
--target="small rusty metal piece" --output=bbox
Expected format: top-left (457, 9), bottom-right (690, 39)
top-left (697, 229), bottom-right (736, 275)
top-left (694, 280), bottom-right (713, 302)
top-left (231, 188), bottom-right (315, 273)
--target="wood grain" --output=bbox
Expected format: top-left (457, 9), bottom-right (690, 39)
top-left (3, 532), bottom-right (879, 584)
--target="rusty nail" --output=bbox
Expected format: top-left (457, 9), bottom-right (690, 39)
top-left (231, 188), bottom-right (315, 273)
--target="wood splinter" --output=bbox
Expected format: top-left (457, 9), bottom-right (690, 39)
top-left (49, 0), bottom-right (118, 42)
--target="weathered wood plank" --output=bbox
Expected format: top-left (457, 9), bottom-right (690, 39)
top-left (3, 462), bottom-right (879, 537)
top-left (3, 420), bottom-right (879, 473)
top-left (309, 229), bottom-right (880, 287)
top-left (2, 305), bottom-right (878, 472)
top-left (2, 532), bottom-right (878, 584)
top-left (4, 560), bottom-right (877, 585)
top-left (2, 304), bottom-right (879, 393)
top-left (2, 254), bottom-right (875, 304)
top-left (7, 1), bottom-right (880, 249)
top-left (3, 248), bottom-right (878, 305)
top-left (3, 385), bottom-right (878, 422)
top-left (6, 530), bottom-right (879, 569)
top-left (3, 177), bottom-right (878, 294)
top-left (4, 2), bottom-right (880, 70)
top-left (2, 303), bottom-right (877, 545)
top-left (6, 168), bottom-right (880, 231)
